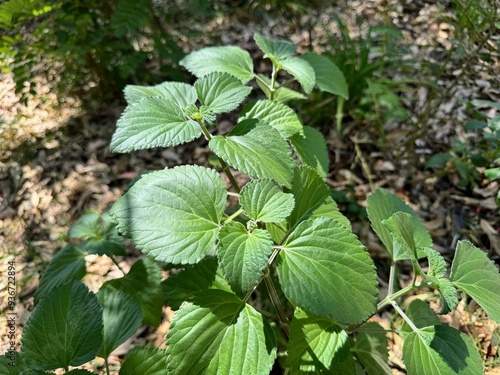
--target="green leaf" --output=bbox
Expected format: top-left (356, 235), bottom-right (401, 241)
top-left (19, 371), bottom-right (52, 375)
top-left (290, 126), bottom-right (329, 179)
top-left (180, 46), bottom-right (254, 84)
top-left (69, 212), bottom-right (125, 256)
top-left (310, 196), bottom-right (351, 230)
top-left (97, 287), bottom-right (142, 358)
top-left (429, 276), bottom-right (458, 314)
top-left (280, 56), bottom-right (315, 94)
top-left (254, 33), bottom-right (296, 60)
top-left (424, 247), bottom-right (447, 278)
top-left (111, 165), bottom-right (227, 264)
top-left (425, 153), bottom-right (453, 169)
top-left (402, 325), bottom-right (483, 375)
top-left (287, 166), bottom-right (330, 229)
top-left (367, 188), bottom-right (432, 259)
top-left (209, 121), bottom-right (294, 188)
top-left (195, 72), bottom-right (252, 114)
top-left (485, 167), bottom-right (500, 181)
top-left (277, 217), bottom-right (378, 324)
top-left (21, 281), bottom-right (103, 370)
top-left (0, 352), bottom-right (28, 374)
top-left (110, 97), bottom-right (201, 153)
top-left (162, 257), bottom-right (231, 310)
top-left (400, 300), bottom-right (441, 336)
top-left (287, 308), bottom-right (355, 374)
top-left (239, 100), bottom-right (303, 139)
top-left (450, 240), bottom-right (500, 323)
top-left (104, 258), bottom-right (163, 326)
top-left (239, 179), bottom-right (295, 223)
top-left (65, 371), bottom-right (96, 375)
top-left (166, 290), bottom-right (277, 374)
top-left (218, 222), bottom-right (274, 296)
top-left (33, 244), bottom-right (86, 305)
top-left (300, 53), bottom-right (349, 99)
top-left (120, 347), bottom-right (168, 375)
top-left (255, 74), bottom-right (306, 102)
top-left (124, 81), bottom-right (197, 108)
top-left (382, 212), bottom-right (418, 260)
top-left (351, 322), bottom-right (391, 375)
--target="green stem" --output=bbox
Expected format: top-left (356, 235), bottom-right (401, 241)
top-left (377, 284), bottom-right (415, 311)
top-left (105, 357), bottom-right (111, 375)
top-left (387, 261), bottom-right (396, 297)
top-left (224, 208), bottom-right (244, 224)
top-left (335, 96), bottom-right (345, 137)
top-left (264, 270), bottom-right (289, 338)
top-left (391, 300), bottom-right (419, 332)
top-left (269, 64), bottom-right (279, 100)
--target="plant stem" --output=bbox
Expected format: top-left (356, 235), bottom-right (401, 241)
top-left (224, 208), bottom-right (244, 224)
top-left (391, 300), bottom-right (419, 332)
top-left (263, 270), bottom-right (290, 338)
top-left (387, 261), bottom-right (396, 297)
top-left (105, 358), bottom-right (111, 375)
top-left (377, 284), bottom-right (415, 311)
top-left (335, 96), bottom-right (345, 137)
top-left (269, 64), bottom-right (279, 100)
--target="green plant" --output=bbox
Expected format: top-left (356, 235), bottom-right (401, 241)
top-left (3, 34), bottom-right (500, 374)
top-left (426, 99), bottom-right (500, 194)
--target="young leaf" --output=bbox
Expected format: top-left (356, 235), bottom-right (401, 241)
top-left (428, 277), bottom-right (458, 314)
top-left (239, 100), bottom-right (303, 139)
top-left (280, 56), bottom-right (315, 94)
top-left (180, 46), bottom-right (254, 84)
top-left (424, 247), bottom-right (447, 278)
top-left (162, 257), bottom-right (231, 310)
top-left (124, 81), bottom-right (197, 108)
top-left (287, 166), bottom-right (330, 229)
top-left (450, 240), bottom-right (500, 323)
top-left (254, 33), bottom-right (296, 61)
top-left (103, 258), bottom-right (163, 326)
top-left (367, 188), bottom-right (432, 259)
top-left (21, 281), bottom-right (103, 370)
top-left (218, 222), bottom-right (274, 296)
top-left (111, 165), bottom-right (227, 264)
top-left (68, 212), bottom-right (101, 238)
top-left (209, 121), bottom-right (294, 188)
top-left (97, 287), bottom-right (142, 358)
top-left (300, 53), bottom-right (349, 99)
top-left (110, 97), bottom-right (202, 153)
top-left (239, 179), bottom-right (295, 223)
top-left (382, 212), bottom-right (418, 260)
top-left (402, 325), bottom-right (483, 375)
top-left (290, 126), bottom-right (329, 179)
top-left (277, 217), bottom-right (378, 324)
top-left (287, 308), bottom-right (356, 374)
top-left (194, 72), bottom-right (252, 114)
top-left (120, 347), bottom-right (168, 375)
top-left (400, 300), bottom-right (441, 337)
top-left (255, 74), bottom-right (306, 103)
top-left (166, 290), bottom-right (277, 374)
top-left (351, 322), bottom-right (391, 375)
top-left (33, 244), bottom-right (86, 305)
top-left (310, 196), bottom-right (351, 230)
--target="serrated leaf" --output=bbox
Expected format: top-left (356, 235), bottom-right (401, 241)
top-left (277, 217), bottom-right (378, 324)
top-left (287, 308), bottom-right (355, 374)
top-left (124, 81), bottom-right (197, 108)
top-left (33, 244), bottom-right (86, 305)
top-left (239, 179), bottom-right (295, 223)
top-left (367, 189), bottom-right (432, 259)
top-left (103, 258), bottom-right (163, 326)
top-left (287, 166), bottom-right (330, 229)
top-left (209, 121), bottom-right (294, 188)
top-left (429, 276), bottom-right (458, 314)
top-left (120, 347), bottom-right (168, 375)
top-left (180, 46), bottom-right (254, 84)
top-left (240, 100), bottom-right (303, 139)
top-left (450, 240), bottom-right (500, 323)
top-left (290, 126), bottom-right (329, 179)
top-left (351, 322), bottom-right (391, 375)
top-left (166, 290), bottom-right (277, 374)
top-left (21, 281), bottom-right (103, 370)
top-left (300, 53), bottom-right (349, 99)
top-left (403, 325), bottom-right (483, 375)
top-left (97, 287), bottom-right (142, 358)
top-left (110, 97), bottom-right (201, 153)
top-left (0, 352), bottom-right (28, 374)
top-left (280, 56), bottom-right (315, 94)
top-left (424, 247), bottom-right (447, 278)
top-left (255, 74), bottom-right (306, 102)
top-left (382, 212), bottom-right (418, 260)
top-left (218, 222), bottom-right (274, 296)
top-left (162, 257), bottom-right (231, 310)
top-left (254, 33), bottom-right (296, 60)
top-left (195, 72), bottom-right (252, 114)
top-left (111, 165), bottom-right (227, 264)
top-left (310, 196), bottom-right (351, 230)
top-left (400, 300), bottom-right (441, 337)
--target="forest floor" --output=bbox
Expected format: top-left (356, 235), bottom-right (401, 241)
top-left (1, 0), bottom-right (499, 373)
